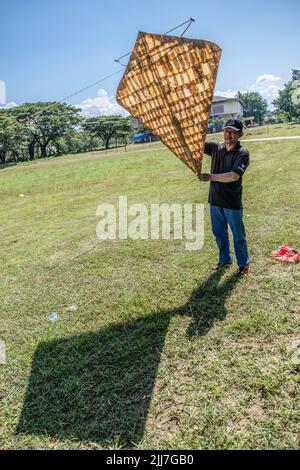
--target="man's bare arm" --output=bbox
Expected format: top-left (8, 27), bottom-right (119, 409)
top-left (198, 172), bottom-right (240, 183)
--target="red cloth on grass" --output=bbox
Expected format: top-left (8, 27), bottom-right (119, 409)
top-left (271, 245), bottom-right (300, 264)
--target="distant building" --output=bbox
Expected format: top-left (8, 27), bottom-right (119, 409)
top-left (210, 95), bottom-right (244, 120)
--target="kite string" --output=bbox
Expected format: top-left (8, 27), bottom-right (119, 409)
top-left (180, 18), bottom-right (195, 37)
top-left (165, 17), bottom-right (195, 35)
top-left (5, 69), bottom-right (124, 130)
top-left (117, 16), bottom-right (199, 73)
top-left (59, 70), bottom-right (123, 103)
top-left (115, 17), bottom-right (195, 65)
top-left (8, 18), bottom-right (196, 128)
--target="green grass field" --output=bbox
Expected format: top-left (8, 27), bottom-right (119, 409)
top-left (0, 128), bottom-right (300, 449)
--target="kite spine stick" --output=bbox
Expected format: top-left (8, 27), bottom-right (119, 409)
top-left (140, 36), bottom-right (200, 175)
top-left (172, 117), bottom-right (202, 175)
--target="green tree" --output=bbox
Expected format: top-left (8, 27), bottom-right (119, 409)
top-left (236, 91), bottom-right (268, 124)
top-left (56, 129), bottom-right (101, 154)
top-left (272, 82), bottom-right (299, 120)
top-left (208, 117), bottom-right (225, 132)
top-left (276, 111), bottom-right (289, 123)
top-left (83, 115), bottom-right (132, 150)
top-left (292, 69), bottom-right (300, 81)
top-left (0, 111), bottom-right (27, 164)
top-left (78, 129), bottom-right (102, 152)
top-left (11, 102), bottom-right (82, 158)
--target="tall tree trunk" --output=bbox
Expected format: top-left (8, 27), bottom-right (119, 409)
top-left (13, 151), bottom-right (19, 163)
top-left (0, 151), bottom-right (6, 164)
top-left (28, 141), bottom-right (36, 160)
top-left (40, 143), bottom-right (48, 157)
top-left (21, 149), bottom-right (29, 161)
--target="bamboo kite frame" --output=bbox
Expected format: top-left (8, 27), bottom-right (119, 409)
top-left (116, 32), bottom-right (222, 175)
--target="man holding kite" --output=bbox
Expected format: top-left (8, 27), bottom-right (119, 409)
top-left (199, 119), bottom-right (250, 275)
top-left (116, 30), bottom-right (250, 275)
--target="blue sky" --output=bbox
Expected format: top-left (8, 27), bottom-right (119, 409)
top-left (1, 0), bottom-right (299, 113)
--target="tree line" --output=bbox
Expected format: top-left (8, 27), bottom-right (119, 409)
top-left (0, 102), bottom-right (132, 165)
top-left (1, 70), bottom-right (299, 166)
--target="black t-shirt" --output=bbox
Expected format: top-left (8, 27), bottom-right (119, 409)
top-left (204, 141), bottom-right (250, 210)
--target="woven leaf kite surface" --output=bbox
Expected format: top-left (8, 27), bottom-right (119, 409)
top-left (116, 32), bottom-right (222, 174)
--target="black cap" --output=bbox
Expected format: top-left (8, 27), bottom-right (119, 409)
top-left (224, 119), bottom-right (244, 133)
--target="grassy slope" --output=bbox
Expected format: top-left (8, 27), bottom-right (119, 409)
top-left (0, 134), bottom-right (299, 449)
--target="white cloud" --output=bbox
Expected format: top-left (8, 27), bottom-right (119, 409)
top-left (214, 89), bottom-right (237, 98)
top-left (249, 74), bottom-right (282, 104)
top-left (0, 80), bottom-right (18, 109)
top-left (215, 73), bottom-right (283, 108)
top-left (0, 80), bottom-right (6, 104)
top-left (256, 74), bottom-right (281, 83)
top-left (0, 101), bottom-right (18, 109)
top-left (76, 89), bottom-right (128, 118)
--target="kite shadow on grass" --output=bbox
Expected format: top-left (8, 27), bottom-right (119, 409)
top-left (17, 269), bottom-right (240, 447)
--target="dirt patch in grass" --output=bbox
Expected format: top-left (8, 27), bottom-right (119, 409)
top-left (48, 251), bottom-right (68, 264)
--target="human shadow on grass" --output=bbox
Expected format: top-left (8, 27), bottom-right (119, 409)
top-left (17, 269), bottom-right (239, 447)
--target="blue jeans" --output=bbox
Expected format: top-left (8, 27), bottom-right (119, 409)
top-left (210, 205), bottom-right (250, 268)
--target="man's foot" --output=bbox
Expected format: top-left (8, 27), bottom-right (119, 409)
top-left (237, 265), bottom-right (251, 275)
top-left (213, 261), bottom-right (233, 271)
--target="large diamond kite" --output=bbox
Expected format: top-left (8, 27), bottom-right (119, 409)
top-left (116, 32), bottom-right (222, 174)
